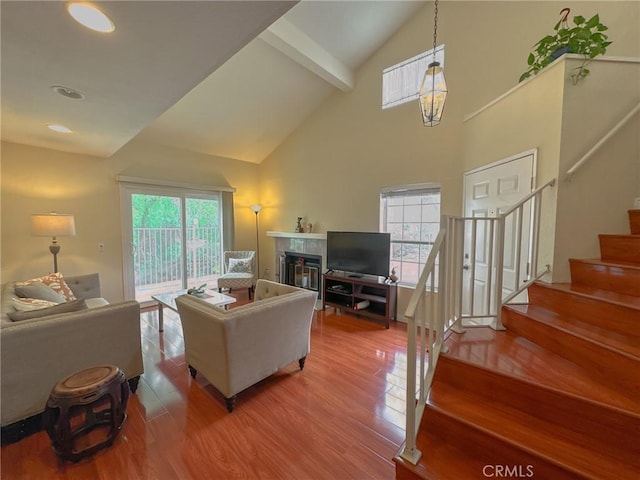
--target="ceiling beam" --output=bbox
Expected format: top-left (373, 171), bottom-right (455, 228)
top-left (260, 18), bottom-right (354, 92)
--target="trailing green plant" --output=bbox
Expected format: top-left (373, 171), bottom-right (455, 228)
top-left (519, 9), bottom-right (612, 84)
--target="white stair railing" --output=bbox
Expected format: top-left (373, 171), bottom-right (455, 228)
top-left (401, 227), bottom-right (447, 465)
top-left (400, 179), bottom-right (555, 464)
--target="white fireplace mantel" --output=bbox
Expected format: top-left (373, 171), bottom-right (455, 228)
top-left (266, 231), bottom-right (326, 240)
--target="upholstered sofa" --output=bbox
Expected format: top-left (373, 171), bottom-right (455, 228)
top-left (175, 279), bottom-right (317, 412)
top-left (0, 273), bottom-right (144, 438)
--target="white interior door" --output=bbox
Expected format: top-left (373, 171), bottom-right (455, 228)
top-left (462, 150), bottom-right (536, 324)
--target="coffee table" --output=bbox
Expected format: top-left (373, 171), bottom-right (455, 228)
top-left (151, 289), bottom-right (236, 331)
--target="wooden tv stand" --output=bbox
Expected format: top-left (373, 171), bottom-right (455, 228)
top-left (322, 272), bottom-right (397, 328)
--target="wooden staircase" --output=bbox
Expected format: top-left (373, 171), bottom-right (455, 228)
top-left (395, 210), bottom-right (640, 480)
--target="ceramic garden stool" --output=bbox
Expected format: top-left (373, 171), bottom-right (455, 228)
top-left (43, 365), bottom-right (129, 462)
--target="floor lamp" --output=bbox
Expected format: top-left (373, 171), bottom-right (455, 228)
top-left (31, 213), bottom-right (76, 273)
top-left (251, 205), bottom-right (262, 279)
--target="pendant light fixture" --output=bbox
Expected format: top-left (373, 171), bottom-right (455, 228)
top-left (419, 0), bottom-right (447, 127)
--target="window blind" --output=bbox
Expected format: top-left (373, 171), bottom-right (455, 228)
top-left (382, 45), bottom-right (445, 110)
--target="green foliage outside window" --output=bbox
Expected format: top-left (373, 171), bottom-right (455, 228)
top-left (132, 194), bottom-right (222, 286)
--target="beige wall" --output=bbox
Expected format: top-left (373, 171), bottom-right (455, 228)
top-left (463, 61), bottom-right (566, 282)
top-left (2, 1), bottom-right (638, 311)
top-left (1, 140), bottom-right (259, 301)
top-left (463, 56), bottom-right (640, 283)
top-left (257, 1), bottom-right (640, 312)
top-left (553, 58), bottom-right (640, 281)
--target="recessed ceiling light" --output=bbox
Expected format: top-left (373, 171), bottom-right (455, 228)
top-left (67, 3), bottom-right (115, 33)
top-left (51, 85), bottom-right (85, 100)
top-left (48, 124), bottom-right (73, 134)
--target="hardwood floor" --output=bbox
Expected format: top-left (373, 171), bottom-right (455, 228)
top-left (1, 296), bottom-right (410, 480)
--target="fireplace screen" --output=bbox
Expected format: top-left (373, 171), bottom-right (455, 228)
top-left (281, 252), bottom-right (321, 294)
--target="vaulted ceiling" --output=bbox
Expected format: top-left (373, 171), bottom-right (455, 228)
top-left (1, 1), bottom-right (425, 163)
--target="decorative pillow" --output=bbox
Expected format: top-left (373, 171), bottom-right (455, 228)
top-left (8, 299), bottom-right (88, 322)
top-left (14, 283), bottom-right (66, 303)
top-left (228, 258), bottom-right (252, 273)
top-left (12, 297), bottom-right (58, 312)
top-left (15, 272), bottom-right (76, 301)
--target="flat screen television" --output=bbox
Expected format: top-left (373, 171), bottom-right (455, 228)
top-left (326, 231), bottom-right (391, 278)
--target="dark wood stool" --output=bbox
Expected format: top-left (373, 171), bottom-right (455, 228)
top-left (43, 365), bottom-right (129, 462)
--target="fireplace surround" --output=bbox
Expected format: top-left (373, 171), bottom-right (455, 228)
top-left (266, 231), bottom-right (326, 298)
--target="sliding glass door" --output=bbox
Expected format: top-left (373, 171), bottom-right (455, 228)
top-left (132, 193), bottom-right (183, 301)
top-left (184, 197), bottom-right (223, 291)
top-left (121, 184), bottom-right (224, 304)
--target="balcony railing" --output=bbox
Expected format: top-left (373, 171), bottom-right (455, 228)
top-left (133, 227), bottom-right (222, 298)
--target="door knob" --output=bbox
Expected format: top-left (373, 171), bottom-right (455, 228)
top-left (463, 264), bottom-right (470, 271)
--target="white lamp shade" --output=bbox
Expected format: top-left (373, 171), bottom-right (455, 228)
top-left (251, 204), bottom-right (263, 214)
top-left (419, 62), bottom-right (448, 127)
top-left (31, 214), bottom-right (76, 237)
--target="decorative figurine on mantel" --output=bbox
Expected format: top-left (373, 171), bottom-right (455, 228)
top-left (389, 267), bottom-right (399, 283)
top-left (295, 217), bottom-right (303, 233)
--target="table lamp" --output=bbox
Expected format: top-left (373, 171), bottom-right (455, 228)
top-left (31, 213), bottom-right (76, 273)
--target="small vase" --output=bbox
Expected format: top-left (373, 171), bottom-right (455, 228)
top-left (389, 267), bottom-right (398, 283)
top-left (295, 217), bottom-right (303, 233)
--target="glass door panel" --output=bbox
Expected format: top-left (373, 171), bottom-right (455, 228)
top-left (132, 194), bottom-right (183, 303)
top-left (185, 197), bottom-right (223, 291)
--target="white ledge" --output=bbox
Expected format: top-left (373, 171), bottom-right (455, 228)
top-left (464, 55), bottom-right (640, 123)
top-left (267, 231), bottom-right (326, 240)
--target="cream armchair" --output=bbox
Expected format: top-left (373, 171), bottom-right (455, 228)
top-left (217, 251), bottom-right (256, 299)
top-left (175, 279), bottom-right (317, 412)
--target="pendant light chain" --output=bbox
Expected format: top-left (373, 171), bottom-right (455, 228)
top-left (418, 0), bottom-right (447, 127)
top-left (432, 0), bottom-right (439, 56)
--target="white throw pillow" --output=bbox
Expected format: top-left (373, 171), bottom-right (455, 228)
top-left (228, 258), bottom-right (252, 273)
